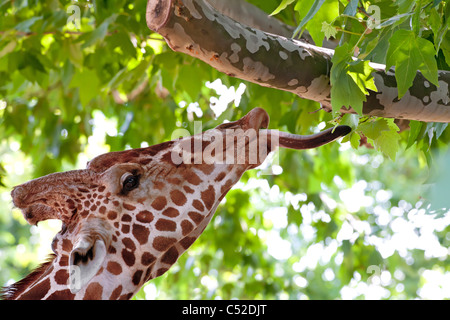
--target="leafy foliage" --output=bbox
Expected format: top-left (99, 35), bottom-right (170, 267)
top-left (280, 0), bottom-right (450, 149)
top-left (386, 29), bottom-right (439, 98)
top-left (271, 0), bottom-right (450, 162)
top-left (0, 0), bottom-right (449, 300)
top-left (330, 43), bottom-right (377, 115)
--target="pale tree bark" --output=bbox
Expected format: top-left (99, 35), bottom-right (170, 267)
top-left (146, 0), bottom-right (450, 122)
top-left (205, 0), bottom-right (335, 48)
top-left (206, 0), bottom-right (294, 38)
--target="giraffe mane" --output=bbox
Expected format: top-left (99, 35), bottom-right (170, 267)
top-left (0, 254), bottom-right (56, 300)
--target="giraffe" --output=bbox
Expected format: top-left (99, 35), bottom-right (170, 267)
top-left (1, 108), bottom-right (351, 300)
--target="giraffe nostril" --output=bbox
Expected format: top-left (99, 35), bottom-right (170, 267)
top-left (24, 208), bottom-right (34, 221)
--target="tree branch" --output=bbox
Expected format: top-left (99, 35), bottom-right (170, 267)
top-left (206, 0), bottom-right (337, 49)
top-left (206, 0), bottom-right (294, 38)
top-left (146, 0), bottom-right (450, 122)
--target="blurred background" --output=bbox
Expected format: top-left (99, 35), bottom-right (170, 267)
top-left (0, 0), bottom-right (449, 299)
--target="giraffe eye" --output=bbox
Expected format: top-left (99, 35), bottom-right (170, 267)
top-left (121, 174), bottom-right (140, 193)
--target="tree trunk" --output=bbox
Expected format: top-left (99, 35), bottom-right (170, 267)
top-left (146, 0), bottom-right (450, 122)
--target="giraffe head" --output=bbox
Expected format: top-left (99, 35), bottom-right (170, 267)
top-left (4, 108), bottom-right (350, 299)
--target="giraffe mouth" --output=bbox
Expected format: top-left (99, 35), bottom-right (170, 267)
top-left (10, 170), bottom-right (96, 226)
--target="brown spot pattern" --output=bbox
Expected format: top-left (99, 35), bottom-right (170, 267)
top-left (221, 179), bottom-right (234, 194)
top-left (155, 219), bottom-right (177, 232)
top-left (181, 220), bottom-right (194, 236)
top-left (84, 282), bottom-right (103, 300)
top-left (188, 211), bottom-right (203, 225)
top-left (132, 224), bottom-right (149, 245)
top-left (136, 210), bottom-right (154, 223)
top-left (141, 252), bottom-right (156, 266)
top-left (107, 210), bottom-right (118, 220)
top-left (161, 247), bottom-right (179, 265)
top-left (170, 190), bottom-right (187, 206)
top-left (123, 203), bottom-right (136, 211)
top-left (153, 236), bottom-right (177, 251)
top-left (201, 185), bottom-right (215, 210)
top-left (107, 261), bottom-right (122, 275)
top-left (192, 199), bottom-right (204, 212)
top-left (132, 270), bottom-right (143, 286)
top-left (162, 207), bottom-right (179, 217)
top-left (180, 237), bottom-right (196, 250)
top-left (109, 285), bottom-right (123, 300)
top-left (54, 270), bottom-right (68, 285)
top-left (121, 248), bottom-right (135, 267)
top-left (151, 196), bottom-right (167, 210)
top-left (182, 171), bottom-right (201, 185)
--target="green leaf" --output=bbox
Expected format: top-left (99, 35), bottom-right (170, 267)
top-left (340, 113), bottom-right (360, 130)
top-left (0, 40), bottom-right (16, 59)
top-left (412, 0), bottom-right (423, 35)
top-left (357, 118), bottom-right (400, 159)
top-left (343, 0), bottom-right (359, 16)
top-left (177, 64), bottom-right (203, 101)
top-left (441, 32), bottom-right (450, 67)
top-left (377, 12), bottom-right (413, 28)
top-left (292, 0), bottom-right (326, 38)
top-left (340, 114), bottom-right (361, 149)
top-left (270, 0), bottom-right (296, 16)
top-left (108, 31), bottom-right (136, 58)
top-left (358, 119), bottom-right (391, 140)
top-left (80, 15), bottom-right (117, 49)
top-left (13, 16), bottom-right (43, 32)
top-left (349, 131), bottom-right (361, 149)
top-left (69, 69), bottom-right (100, 105)
top-left (63, 40), bottom-right (83, 68)
top-left (294, 0), bottom-right (339, 46)
top-left (425, 122), bottom-right (449, 145)
top-left (386, 30), bottom-right (439, 98)
top-left (406, 120), bottom-right (423, 149)
top-left (321, 21), bottom-right (337, 39)
top-left (348, 60), bottom-right (377, 93)
top-left (330, 44), bottom-right (377, 115)
top-left (374, 130), bottom-right (400, 160)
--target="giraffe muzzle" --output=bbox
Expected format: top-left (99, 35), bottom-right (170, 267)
top-left (11, 169), bottom-right (98, 225)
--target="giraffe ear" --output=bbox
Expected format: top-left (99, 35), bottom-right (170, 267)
top-left (68, 238), bottom-right (107, 294)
